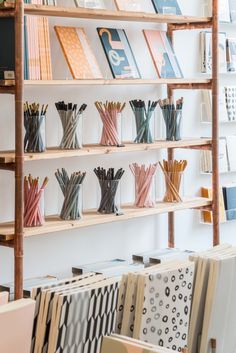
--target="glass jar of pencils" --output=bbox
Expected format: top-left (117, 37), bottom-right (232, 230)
top-left (130, 163), bottom-right (157, 208)
top-left (24, 175), bottom-right (48, 227)
top-left (55, 169), bottom-right (86, 221)
top-left (130, 100), bottom-right (158, 144)
top-left (55, 102), bottom-right (87, 150)
top-left (94, 167), bottom-right (124, 214)
top-left (95, 101), bottom-right (125, 147)
top-left (24, 103), bottom-right (47, 153)
top-left (159, 160), bottom-right (187, 203)
top-left (162, 109), bottom-right (182, 141)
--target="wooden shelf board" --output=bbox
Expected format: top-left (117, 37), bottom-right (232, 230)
top-left (0, 198), bottom-right (212, 241)
top-left (0, 139), bottom-right (212, 164)
top-left (24, 4), bottom-right (211, 25)
top-left (24, 78), bottom-right (211, 86)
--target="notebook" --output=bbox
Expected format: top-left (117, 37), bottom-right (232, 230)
top-left (55, 26), bottom-right (103, 79)
top-left (114, 0), bottom-right (152, 12)
top-left (151, 0), bottom-right (182, 15)
top-left (143, 29), bottom-right (183, 78)
top-left (0, 299), bottom-right (35, 353)
top-left (97, 27), bottom-right (141, 79)
top-left (0, 292), bottom-right (9, 305)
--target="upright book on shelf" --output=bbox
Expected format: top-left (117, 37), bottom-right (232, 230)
top-left (0, 18), bottom-right (15, 81)
top-left (143, 29), bottom-right (183, 78)
top-left (151, 0), bottom-right (182, 15)
top-left (97, 27), bottom-right (141, 79)
top-left (55, 26), bottom-right (103, 79)
top-left (201, 88), bottom-right (228, 123)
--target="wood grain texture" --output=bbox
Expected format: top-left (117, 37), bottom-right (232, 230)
top-left (0, 198), bottom-right (212, 241)
top-left (24, 4), bottom-right (211, 25)
top-left (24, 78), bottom-right (211, 86)
top-left (0, 139), bottom-right (212, 163)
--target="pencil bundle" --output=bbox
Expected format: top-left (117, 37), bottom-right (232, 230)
top-left (95, 101), bottom-right (126, 146)
top-left (24, 102), bottom-right (48, 153)
top-left (55, 168), bottom-right (86, 220)
top-left (130, 100), bottom-right (158, 144)
top-left (24, 175), bottom-right (49, 227)
top-left (94, 167), bottom-right (125, 214)
top-left (55, 101), bottom-right (87, 150)
top-left (159, 160), bottom-right (187, 202)
top-left (130, 163), bottom-right (158, 208)
top-left (158, 97), bottom-right (184, 141)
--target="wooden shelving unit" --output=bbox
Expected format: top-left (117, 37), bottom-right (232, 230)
top-left (0, 0), bottom-right (219, 299)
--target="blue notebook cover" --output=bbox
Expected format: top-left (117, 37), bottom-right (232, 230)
top-left (223, 186), bottom-right (236, 220)
top-left (152, 0), bottom-right (182, 15)
top-left (0, 18), bottom-right (15, 80)
top-left (97, 27), bottom-right (141, 79)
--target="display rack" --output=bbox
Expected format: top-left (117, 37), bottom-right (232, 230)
top-left (0, 0), bottom-right (219, 299)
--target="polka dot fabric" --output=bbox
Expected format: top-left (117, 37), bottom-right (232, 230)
top-left (138, 263), bottom-right (195, 352)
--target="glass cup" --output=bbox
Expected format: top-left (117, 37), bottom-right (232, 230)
top-left (24, 114), bottom-right (46, 153)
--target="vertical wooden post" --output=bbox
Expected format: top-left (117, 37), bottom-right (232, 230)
top-left (167, 25), bottom-right (175, 248)
top-left (14, 0), bottom-right (24, 300)
top-left (212, 0), bottom-right (220, 246)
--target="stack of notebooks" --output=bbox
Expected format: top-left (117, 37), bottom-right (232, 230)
top-left (132, 248), bottom-right (194, 266)
top-left (188, 244), bottom-right (236, 353)
top-left (115, 261), bottom-right (195, 352)
top-left (201, 87), bottom-right (236, 123)
top-left (200, 135), bottom-right (236, 174)
top-left (24, 0), bottom-right (52, 80)
top-left (72, 259), bottom-right (144, 276)
top-left (0, 298), bottom-right (35, 353)
top-left (202, 185), bottom-right (236, 223)
top-left (26, 273), bottom-right (119, 353)
top-left (101, 335), bottom-right (180, 353)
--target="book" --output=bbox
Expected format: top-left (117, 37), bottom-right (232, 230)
top-left (97, 27), bottom-right (141, 79)
top-left (229, 0), bottom-right (236, 22)
top-left (151, 0), bottom-right (182, 15)
top-left (55, 26), bottom-right (103, 79)
top-left (114, 0), bottom-right (152, 12)
top-left (143, 29), bottom-right (183, 78)
top-left (74, 0), bottom-right (105, 9)
top-left (223, 184), bottom-right (236, 220)
top-left (226, 135), bottom-right (236, 171)
top-left (201, 187), bottom-right (226, 223)
top-left (0, 299), bottom-right (35, 353)
top-left (200, 31), bottom-right (227, 74)
top-left (0, 18), bottom-right (15, 80)
top-left (132, 261), bottom-right (195, 351)
top-left (225, 86), bottom-right (236, 121)
top-left (227, 38), bottom-right (236, 71)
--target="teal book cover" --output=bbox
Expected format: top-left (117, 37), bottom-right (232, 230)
top-left (152, 0), bottom-right (182, 15)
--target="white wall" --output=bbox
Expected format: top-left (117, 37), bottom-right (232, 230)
top-left (1, 0), bottom-right (235, 284)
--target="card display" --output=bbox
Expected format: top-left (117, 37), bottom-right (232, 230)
top-left (225, 86), bottom-right (236, 121)
top-left (97, 27), bottom-right (141, 79)
top-left (151, 0), bottom-right (182, 15)
top-left (143, 30), bottom-right (183, 78)
top-left (200, 31), bottom-right (227, 74)
top-left (55, 26), bottom-right (103, 79)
